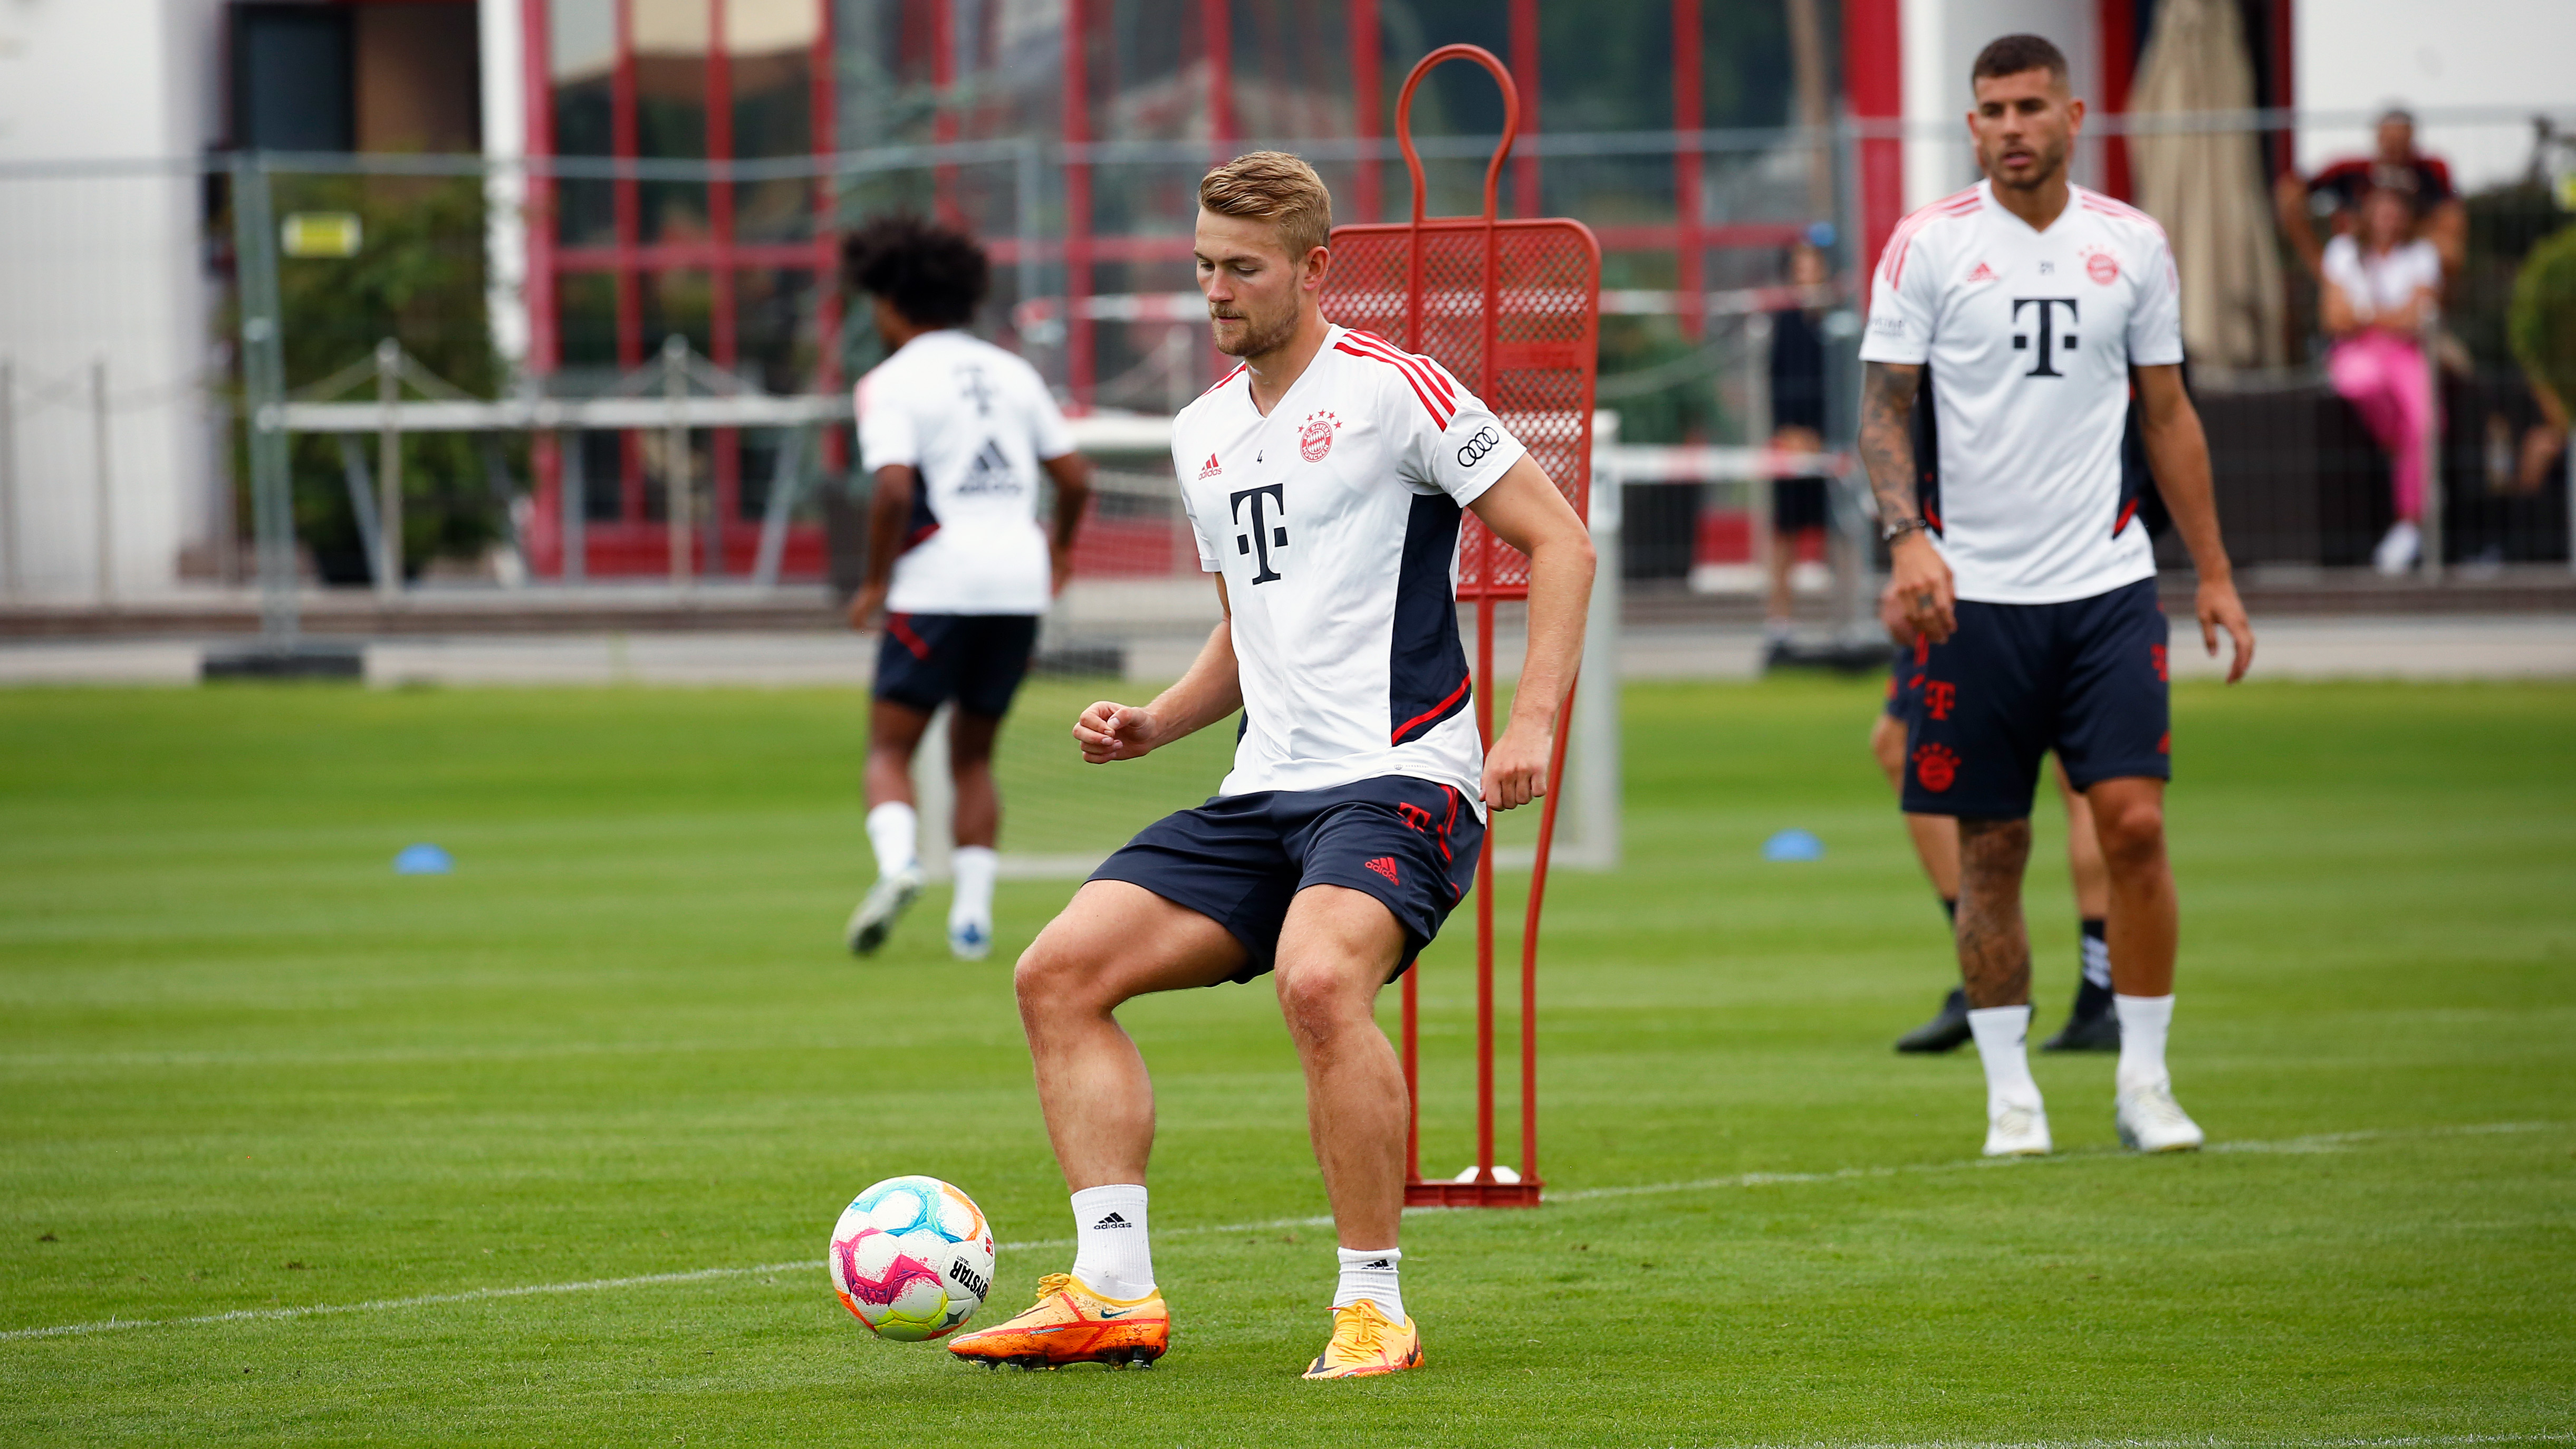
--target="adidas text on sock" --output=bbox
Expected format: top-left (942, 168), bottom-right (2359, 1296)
top-left (1068, 1184), bottom-right (1154, 1300)
top-left (1333, 1245), bottom-right (1403, 1323)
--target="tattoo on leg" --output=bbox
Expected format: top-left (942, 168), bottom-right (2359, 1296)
top-left (1956, 816), bottom-right (2032, 1008)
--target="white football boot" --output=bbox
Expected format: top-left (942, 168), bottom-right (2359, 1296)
top-left (947, 918), bottom-right (992, 962)
top-left (844, 867), bottom-right (924, 956)
top-left (2115, 1080), bottom-right (2205, 1152)
top-left (1983, 1100), bottom-right (2053, 1157)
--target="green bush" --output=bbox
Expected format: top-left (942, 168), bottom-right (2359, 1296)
top-left (230, 172), bottom-right (516, 582)
top-left (2507, 222), bottom-right (2576, 411)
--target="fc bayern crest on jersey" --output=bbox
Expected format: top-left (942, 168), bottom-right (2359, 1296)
top-left (1299, 410), bottom-right (1340, 463)
top-left (2084, 250), bottom-right (2120, 285)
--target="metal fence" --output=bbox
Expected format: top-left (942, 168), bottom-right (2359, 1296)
top-left (0, 109), bottom-right (2571, 647)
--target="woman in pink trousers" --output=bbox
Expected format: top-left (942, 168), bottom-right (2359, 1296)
top-left (2321, 185), bottom-right (2445, 575)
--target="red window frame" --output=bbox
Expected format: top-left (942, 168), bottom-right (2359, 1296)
top-left (515, 0), bottom-right (1824, 578)
top-left (521, 0), bottom-right (840, 579)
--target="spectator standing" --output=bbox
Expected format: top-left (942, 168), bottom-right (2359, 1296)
top-left (2276, 106), bottom-right (2467, 279)
top-left (2321, 186), bottom-right (2444, 574)
top-left (1763, 237), bottom-right (1842, 651)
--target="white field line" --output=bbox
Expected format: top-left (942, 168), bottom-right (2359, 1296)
top-left (1656, 1429), bottom-right (2576, 1448)
top-left (3, 1121), bottom-right (2552, 1346)
top-left (1535, 1120), bottom-right (2557, 1204)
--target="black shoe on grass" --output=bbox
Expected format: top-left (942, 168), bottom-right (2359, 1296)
top-left (1896, 987), bottom-right (1973, 1053)
top-left (2041, 980), bottom-right (2121, 1052)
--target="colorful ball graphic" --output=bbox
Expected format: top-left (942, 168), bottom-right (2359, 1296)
top-left (828, 1176), bottom-right (995, 1341)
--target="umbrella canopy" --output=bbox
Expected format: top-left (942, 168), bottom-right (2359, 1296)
top-left (2130, 0), bottom-right (2287, 370)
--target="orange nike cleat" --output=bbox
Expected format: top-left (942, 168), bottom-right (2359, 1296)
top-left (946, 1273), bottom-right (1169, 1370)
top-left (1301, 1299), bottom-right (1423, 1379)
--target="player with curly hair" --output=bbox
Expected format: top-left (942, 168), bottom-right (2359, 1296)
top-left (840, 216), bottom-right (1092, 961)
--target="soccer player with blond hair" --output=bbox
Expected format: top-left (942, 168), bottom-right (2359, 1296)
top-left (945, 151), bottom-right (1594, 1378)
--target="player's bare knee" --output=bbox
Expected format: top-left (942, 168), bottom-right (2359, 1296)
top-left (1273, 963), bottom-right (1370, 1046)
top-left (1013, 932), bottom-right (1102, 1015)
top-left (2096, 797), bottom-right (2166, 867)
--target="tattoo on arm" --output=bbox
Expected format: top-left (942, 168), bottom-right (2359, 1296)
top-left (1859, 361), bottom-right (1923, 530)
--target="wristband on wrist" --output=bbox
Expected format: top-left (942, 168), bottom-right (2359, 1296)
top-left (1881, 516), bottom-right (1930, 545)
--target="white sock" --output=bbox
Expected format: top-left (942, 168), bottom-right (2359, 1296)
top-left (1333, 1245), bottom-right (1403, 1322)
top-left (1967, 1004), bottom-right (2041, 1115)
top-left (2114, 993), bottom-right (2175, 1096)
top-left (1068, 1184), bottom-right (1154, 1300)
top-left (865, 801), bottom-right (917, 880)
top-left (949, 845), bottom-right (997, 932)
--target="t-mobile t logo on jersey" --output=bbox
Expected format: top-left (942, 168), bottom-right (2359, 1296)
top-left (954, 362), bottom-right (995, 416)
top-left (1230, 483), bottom-right (1287, 584)
top-left (2011, 297), bottom-right (2080, 377)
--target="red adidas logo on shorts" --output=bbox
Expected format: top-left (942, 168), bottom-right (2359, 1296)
top-left (1363, 857), bottom-right (1400, 885)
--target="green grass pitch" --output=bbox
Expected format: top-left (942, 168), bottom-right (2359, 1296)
top-left (2, 675), bottom-right (2571, 1446)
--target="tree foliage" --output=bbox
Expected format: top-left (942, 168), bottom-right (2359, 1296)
top-left (264, 174), bottom-right (512, 580)
top-left (2507, 223), bottom-right (2576, 412)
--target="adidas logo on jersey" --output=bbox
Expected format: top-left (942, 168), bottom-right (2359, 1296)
top-left (957, 438), bottom-right (1019, 496)
top-left (1093, 1212), bottom-right (1132, 1229)
top-left (1197, 453), bottom-right (1223, 479)
top-left (1363, 857), bottom-right (1400, 885)
top-left (1966, 261), bottom-right (1998, 284)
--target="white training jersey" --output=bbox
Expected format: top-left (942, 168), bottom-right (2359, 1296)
top-left (1168, 324), bottom-right (1529, 815)
top-left (856, 329), bottom-right (1075, 616)
top-left (1860, 181), bottom-right (2185, 604)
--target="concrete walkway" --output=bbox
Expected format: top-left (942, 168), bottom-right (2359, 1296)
top-left (1, 615), bottom-right (2571, 687)
top-left (1622, 613), bottom-right (2576, 683)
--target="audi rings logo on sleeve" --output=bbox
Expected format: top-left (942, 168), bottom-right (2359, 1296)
top-left (1455, 426), bottom-right (1502, 468)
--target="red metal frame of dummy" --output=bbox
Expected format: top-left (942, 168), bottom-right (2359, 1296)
top-left (1320, 44), bottom-right (1600, 1208)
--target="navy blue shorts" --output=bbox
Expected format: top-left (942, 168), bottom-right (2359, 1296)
top-left (1899, 578), bottom-right (2171, 819)
top-left (1090, 775), bottom-right (1484, 985)
top-left (1883, 638), bottom-right (1927, 719)
top-left (873, 613), bottom-right (1040, 719)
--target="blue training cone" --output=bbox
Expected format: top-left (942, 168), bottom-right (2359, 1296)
top-left (1762, 829), bottom-right (1825, 862)
top-left (393, 843), bottom-right (454, 875)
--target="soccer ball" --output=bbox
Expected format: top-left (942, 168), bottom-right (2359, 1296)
top-left (829, 1175), bottom-right (996, 1341)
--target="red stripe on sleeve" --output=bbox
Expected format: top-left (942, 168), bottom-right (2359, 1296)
top-left (1345, 331), bottom-right (1456, 407)
top-left (1335, 342), bottom-right (1452, 428)
top-left (1341, 332), bottom-right (1458, 413)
